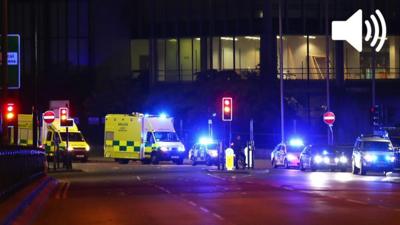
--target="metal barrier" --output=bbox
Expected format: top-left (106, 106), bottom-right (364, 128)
top-left (0, 146), bottom-right (47, 200)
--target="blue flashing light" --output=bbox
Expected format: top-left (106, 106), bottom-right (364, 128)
top-left (144, 114), bottom-right (150, 118)
top-left (199, 137), bottom-right (214, 145)
top-left (288, 138), bottom-right (304, 147)
top-left (159, 113), bottom-right (168, 119)
top-left (323, 150), bottom-right (328, 155)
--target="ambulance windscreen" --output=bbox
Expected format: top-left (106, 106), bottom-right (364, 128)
top-left (154, 132), bottom-right (179, 142)
top-left (60, 132), bottom-right (85, 142)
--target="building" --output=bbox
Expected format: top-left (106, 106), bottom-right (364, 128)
top-left (7, 0), bottom-right (400, 145)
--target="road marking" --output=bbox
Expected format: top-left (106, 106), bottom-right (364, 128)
top-left (207, 173), bottom-right (226, 181)
top-left (154, 185), bottom-right (171, 194)
top-left (199, 207), bottom-right (209, 213)
top-left (62, 182), bottom-right (71, 199)
top-left (212, 213), bottom-right (224, 221)
top-left (346, 199), bottom-right (368, 205)
top-left (187, 201), bottom-right (197, 207)
top-left (55, 182), bottom-right (66, 199)
top-left (281, 185), bottom-right (295, 191)
top-left (136, 176), bottom-right (141, 181)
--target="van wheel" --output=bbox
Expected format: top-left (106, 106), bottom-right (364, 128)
top-left (300, 160), bottom-right (306, 171)
top-left (175, 158), bottom-right (184, 165)
top-left (141, 159), bottom-right (151, 165)
top-left (352, 160), bottom-right (360, 174)
top-left (360, 164), bottom-right (367, 175)
top-left (118, 159), bottom-right (129, 164)
top-left (151, 154), bottom-right (159, 165)
top-left (272, 159), bottom-right (278, 168)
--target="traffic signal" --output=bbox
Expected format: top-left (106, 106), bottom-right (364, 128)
top-left (370, 105), bottom-right (381, 128)
top-left (4, 103), bottom-right (16, 124)
top-left (59, 107), bottom-right (73, 127)
top-left (222, 97), bottom-right (233, 121)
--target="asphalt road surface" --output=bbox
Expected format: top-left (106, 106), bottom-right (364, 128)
top-left (32, 159), bottom-right (400, 225)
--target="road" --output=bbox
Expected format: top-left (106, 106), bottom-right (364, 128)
top-left (32, 159), bottom-right (400, 225)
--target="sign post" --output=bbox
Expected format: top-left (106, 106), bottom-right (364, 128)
top-left (323, 112), bottom-right (336, 145)
top-left (0, 34), bottom-right (21, 89)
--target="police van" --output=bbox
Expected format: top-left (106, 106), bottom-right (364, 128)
top-left (42, 118), bottom-right (90, 162)
top-left (104, 113), bottom-right (185, 165)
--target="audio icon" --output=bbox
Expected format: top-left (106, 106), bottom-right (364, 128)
top-left (332, 9), bottom-right (387, 52)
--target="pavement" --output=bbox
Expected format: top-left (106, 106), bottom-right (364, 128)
top-left (2, 157), bottom-right (400, 225)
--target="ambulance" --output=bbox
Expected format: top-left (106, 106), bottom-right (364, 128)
top-left (42, 118), bottom-right (90, 162)
top-left (104, 113), bottom-right (186, 165)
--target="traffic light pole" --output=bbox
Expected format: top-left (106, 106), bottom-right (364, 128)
top-left (278, 0), bottom-right (285, 143)
top-left (1, 0), bottom-right (9, 144)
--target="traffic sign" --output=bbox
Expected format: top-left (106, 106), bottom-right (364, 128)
top-left (323, 111), bottom-right (336, 126)
top-left (43, 111), bottom-right (55, 124)
top-left (0, 34), bottom-right (21, 89)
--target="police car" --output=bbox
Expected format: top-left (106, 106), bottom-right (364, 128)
top-left (299, 145), bottom-right (350, 172)
top-left (189, 138), bottom-right (219, 166)
top-left (271, 138), bottom-right (304, 169)
top-left (351, 135), bottom-right (395, 175)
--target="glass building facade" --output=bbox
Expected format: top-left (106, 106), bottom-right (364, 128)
top-left (131, 35), bottom-right (400, 81)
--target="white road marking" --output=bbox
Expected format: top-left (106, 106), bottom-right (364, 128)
top-left (187, 201), bottom-right (197, 207)
top-left (136, 176), bottom-right (141, 181)
top-left (212, 213), bottom-right (224, 221)
top-left (346, 199), bottom-right (368, 205)
top-left (199, 207), bottom-right (209, 213)
top-left (55, 182), bottom-right (66, 199)
top-left (207, 173), bottom-right (226, 181)
top-left (154, 185), bottom-right (171, 194)
top-left (62, 182), bottom-right (71, 199)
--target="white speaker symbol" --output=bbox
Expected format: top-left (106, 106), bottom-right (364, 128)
top-left (332, 9), bottom-right (387, 52)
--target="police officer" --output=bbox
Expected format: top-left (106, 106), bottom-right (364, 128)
top-left (232, 135), bottom-right (245, 169)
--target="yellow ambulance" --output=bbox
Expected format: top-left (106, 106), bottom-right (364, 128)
top-left (104, 113), bottom-right (185, 165)
top-left (42, 118), bottom-right (90, 162)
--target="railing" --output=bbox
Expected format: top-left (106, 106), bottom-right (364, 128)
top-left (133, 67), bottom-right (400, 82)
top-left (0, 147), bottom-right (46, 200)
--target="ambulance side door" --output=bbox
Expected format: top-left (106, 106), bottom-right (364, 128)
top-left (45, 131), bottom-right (54, 153)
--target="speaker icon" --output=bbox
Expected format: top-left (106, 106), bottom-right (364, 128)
top-left (332, 9), bottom-right (387, 52)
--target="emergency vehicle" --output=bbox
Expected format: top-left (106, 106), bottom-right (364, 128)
top-left (104, 113), bottom-right (186, 165)
top-left (42, 118), bottom-right (90, 162)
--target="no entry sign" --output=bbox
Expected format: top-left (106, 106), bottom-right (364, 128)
top-left (323, 112), bottom-right (335, 126)
top-left (43, 111), bottom-right (55, 124)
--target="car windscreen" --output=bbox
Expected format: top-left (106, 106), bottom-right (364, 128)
top-left (286, 146), bottom-right (304, 152)
top-left (154, 132), bottom-right (179, 142)
top-left (311, 146), bottom-right (336, 155)
top-left (363, 141), bottom-right (392, 151)
top-left (207, 143), bottom-right (219, 150)
top-left (60, 132), bottom-right (84, 142)
top-left (390, 137), bottom-right (400, 147)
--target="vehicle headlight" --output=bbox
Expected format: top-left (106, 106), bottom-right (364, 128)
top-left (85, 145), bottom-right (90, 151)
top-left (364, 154), bottom-right (377, 162)
top-left (286, 154), bottom-right (296, 161)
top-left (178, 146), bottom-right (185, 152)
top-left (385, 155), bottom-right (395, 162)
top-left (334, 157), bottom-right (339, 163)
top-left (323, 157), bottom-right (330, 164)
top-left (208, 150), bottom-right (218, 158)
top-left (160, 146), bottom-right (169, 152)
top-left (314, 155), bottom-right (322, 164)
top-left (339, 156), bottom-right (348, 163)
top-left (68, 146), bottom-right (74, 151)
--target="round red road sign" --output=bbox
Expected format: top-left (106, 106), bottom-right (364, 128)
top-left (43, 111), bottom-right (55, 124)
top-left (323, 111), bottom-right (335, 126)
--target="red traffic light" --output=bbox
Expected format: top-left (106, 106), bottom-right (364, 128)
top-left (5, 103), bottom-right (16, 122)
top-left (59, 107), bottom-right (69, 121)
top-left (222, 97), bottom-right (233, 121)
